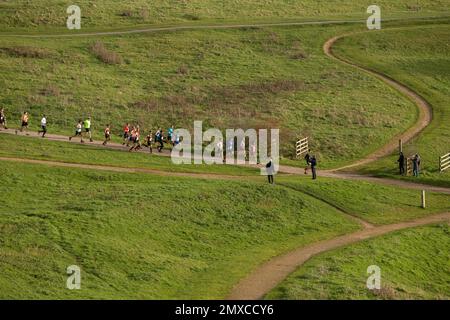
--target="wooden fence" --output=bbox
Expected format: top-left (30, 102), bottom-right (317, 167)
top-left (296, 137), bottom-right (309, 158)
top-left (440, 152), bottom-right (450, 172)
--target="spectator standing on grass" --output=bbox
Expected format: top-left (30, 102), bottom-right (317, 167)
top-left (83, 117), bottom-right (93, 142)
top-left (398, 152), bottom-right (405, 175)
top-left (413, 153), bottom-right (421, 177)
top-left (37, 114), bottom-right (47, 138)
top-left (304, 149), bottom-right (311, 175)
top-left (266, 158), bottom-right (274, 184)
top-left (310, 155), bottom-right (317, 180)
top-left (0, 108), bottom-right (7, 130)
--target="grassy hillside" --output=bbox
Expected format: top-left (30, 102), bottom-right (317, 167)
top-left (267, 224), bottom-right (450, 299)
top-left (277, 177), bottom-right (450, 225)
top-left (0, 134), bottom-right (260, 176)
top-left (333, 24), bottom-right (450, 185)
top-left (1, 159), bottom-right (449, 299)
top-left (0, 160), bottom-right (361, 299)
top-left (0, 24), bottom-right (420, 168)
top-left (1, 1), bottom-right (449, 32)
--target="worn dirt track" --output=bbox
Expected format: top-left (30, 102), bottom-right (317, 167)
top-left (227, 212), bottom-right (450, 300)
top-left (323, 34), bottom-right (433, 171)
top-left (0, 19), bottom-right (448, 301)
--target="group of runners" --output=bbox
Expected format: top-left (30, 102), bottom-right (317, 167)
top-left (0, 109), bottom-right (423, 180)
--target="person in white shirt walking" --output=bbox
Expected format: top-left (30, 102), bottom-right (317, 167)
top-left (38, 114), bottom-right (47, 138)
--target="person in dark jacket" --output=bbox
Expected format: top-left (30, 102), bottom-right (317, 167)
top-left (310, 156), bottom-right (317, 180)
top-left (398, 152), bottom-right (405, 175)
top-left (266, 158), bottom-right (274, 184)
top-left (304, 149), bottom-right (311, 175)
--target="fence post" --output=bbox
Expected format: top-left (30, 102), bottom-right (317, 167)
top-left (399, 139), bottom-right (402, 154)
top-left (421, 190), bottom-right (426, 209)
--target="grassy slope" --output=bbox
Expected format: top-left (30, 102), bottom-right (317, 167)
top-left (1, 1), bottom-right (449, 32)
top-left (0, 24), bottom-right (419, 168)
top-left (0, 160), bottom-right (361, 299)
top-left (0, 134), bottom-right (259, 176)
top-left (1, 159), bottom-right (448, 299)
top-left (1, 134), bottom-right (449, 223)
top-left (267, 224), bottom-right (450, 299)
top-left (278, 177), bottom-right (450, 225)
top-left (333, 24), bottom-right (450, 186)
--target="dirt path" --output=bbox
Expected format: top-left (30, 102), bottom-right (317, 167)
top-left (2, 129), bottom-right (449, 194)
top-left (227, 211), bottom-right (450, 300)
top-left (323, 33), bottom-right (433, 171)
top-left (0, 155), bottom-right (246, 180)
top-left (0, 22), bottom-right (447, 301)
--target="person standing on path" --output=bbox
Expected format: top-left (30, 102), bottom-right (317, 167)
top-left (266, 158), bottom-right (274, 184)
top-left (398, 152), bottom-right (405, 175)
top-left (310, 155), bottom-right (317, 180)
top-left (304, 149), bottom-right (311, 175)
top-left (37, 114), bottom-right (47, 138)
top-left (412, 153), bottom-right (421, 177)
top-left (83, 117), bottom-right (93, 142)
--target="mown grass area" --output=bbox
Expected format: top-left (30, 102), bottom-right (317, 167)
top-left (266, 224), bottom-right (450, 299)
top-left (1, 1), bottom-right (449, 32)
top-left (0, 24), bottom-right (419, 168)
top-left (333, 24), bottom-right (450, 186)
top-left (0, 133), bottom-right (260, 176)
top-left (277, 176), bottom-right (450, 225)
top-left (0, 160), bottom-right (362, 299)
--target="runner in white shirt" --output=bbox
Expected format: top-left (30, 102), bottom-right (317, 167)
top-left (38, 114), bottom-right (47, 137)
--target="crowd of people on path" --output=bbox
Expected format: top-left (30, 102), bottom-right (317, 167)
top-left (0, 109), bottom-right (425, 182)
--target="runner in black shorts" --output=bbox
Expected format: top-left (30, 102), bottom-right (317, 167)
top-left (102, 124), bottom-right (111, 146)
top-left (69, 120), bottom-right (83, 142)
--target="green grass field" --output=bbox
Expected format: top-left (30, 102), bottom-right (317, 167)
top-left (1, 159), bottom-right (449, 299)
top-left (1, 1), bottom-right (449, 301)
top-left (1, 1), bottom-right (449, 32)
top-left (267, 224), bottom-right (450, 299)
top-left (277, 177), bottom-right (450, 225)
top-left (0, 160), bottom-right (362, 299)
top-left (0, 23), bottom-right (422, 168)
top-left (334, 24), bottom-right (450, 186)
top-left (0, 134), bottom-right (260, 176)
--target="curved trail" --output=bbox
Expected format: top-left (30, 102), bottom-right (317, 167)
top-left (323, 33), bottom-right (433, 171)
top-left (0, 20), bottom-right (448, 300)
top-left (227, 211), bottom-right (450, 300)
top-left (226, 30), bottom-right (443, 300)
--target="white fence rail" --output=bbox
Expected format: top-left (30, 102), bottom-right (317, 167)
top-left (296, 137), bottom-right (309, 158)
top-left (440, 152), bottom-right (450, 172)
